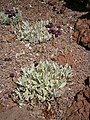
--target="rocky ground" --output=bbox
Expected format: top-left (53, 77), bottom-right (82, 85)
top-left (0, 0), bottom-right (90, 120)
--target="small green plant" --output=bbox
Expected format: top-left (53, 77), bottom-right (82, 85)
top-left (12, 9), bottom-right (22, 26)
top-left (0, 8), bottom-right (22, 25)
top-left (15, 61), bottom-right (73, 107)
top-left (0, 12), bottom-right (11, 25)
top-left (16, 20), bottom-right (52, 44)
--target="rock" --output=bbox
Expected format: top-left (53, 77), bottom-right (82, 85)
top-left (73, 19), bottom-right (90, 50)
top-left (2, 33), bottom-right (15, 42)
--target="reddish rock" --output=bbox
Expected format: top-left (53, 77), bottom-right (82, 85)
top-left (73, 19), bottom-right (90, 50)
top-left (57, 54), bottom-right (67, 65)
top-left (63, 77), bottom-right (90, 120)
top-left (2, 33), bottom-right (15, 43)
top-left (55, 52), bottom-right (75, 67)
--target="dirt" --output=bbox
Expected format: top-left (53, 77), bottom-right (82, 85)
top-left (0, 0), bottom-right (90, 120)
top-left (62, 76), bottom-right (90, 120)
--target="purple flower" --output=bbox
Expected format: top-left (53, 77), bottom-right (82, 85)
top-left (56, 11), bottom-right (59, 14)
top-left (55, 33), bottom-right (58, 37)
top-left (59, 9), bottom-right (63, 14)
top-left (4, 8), bottom-right (18, 18)
top-left (52, 6), bottom-right (57, 11)
top-left (57, 25), bottom-right (61, 29)
top-left (47, 1), bottom-right (53, 6)
top-left (55, 30), bottom-right (61, 37)
top-left (48, 29), bottom-right (56, 34)
top-left (45, 22), bottom-right (53, 28)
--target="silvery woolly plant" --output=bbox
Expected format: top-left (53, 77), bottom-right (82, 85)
top-left (15, 61), bottom-right (73, 107)
top-left (16, 20), bottom-right (52, 44)
top-left (0, 12), bottom-right (11, 25)
top-left (0, 8), bottom-right (22, 25)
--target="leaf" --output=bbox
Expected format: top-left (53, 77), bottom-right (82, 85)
top-left (59, 80), bottom-right (67, 88)
top-left (23, 88), bottom-right (30, 101)
top-left (15, 90), bottom-right (23, 100)
top-left (47, 102), bottom-right (51, 111)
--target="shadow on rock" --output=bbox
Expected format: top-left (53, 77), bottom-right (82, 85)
top-left (79, 12), bottom-right (90, 20)
top-left (64, 0), bottom-right (90, 12)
